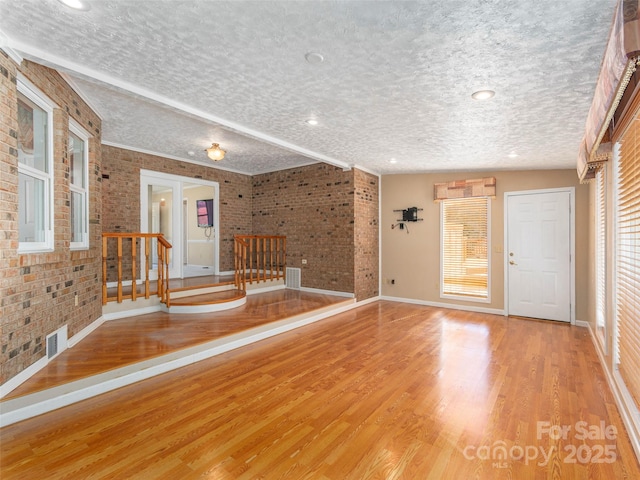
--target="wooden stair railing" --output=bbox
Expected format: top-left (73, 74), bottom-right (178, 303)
top-left (234, 235), bottom-right (286, 291)
top-left (102, 233), bottom-right (172, 306)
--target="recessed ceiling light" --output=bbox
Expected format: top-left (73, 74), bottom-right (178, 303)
top-left (187, 151), bottom-right (195, 157)
top-left (305, 52), bottom-right (324, 64)
top-left (389, 158), bottom-right (398, 164)
top-left (57, 0), bottom-right (91, 10)
top-left (471, 90), bottom-right (495, 100)
top-left (306, 119), bottom-right (318, 126)
top-left (507, 152), bottom-right (519, 158)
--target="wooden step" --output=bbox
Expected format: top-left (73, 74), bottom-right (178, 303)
top-left (169, 289), bottom-right (246, 306)
top-left (170, 279), bottom-right (234, 294)
top-left (164, 288), bottom-right (247, 314)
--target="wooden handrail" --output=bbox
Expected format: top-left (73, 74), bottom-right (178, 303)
top-left (234, 235), bottom-right (286, 291)
top-left (102, 233), bottom-right (172, 306)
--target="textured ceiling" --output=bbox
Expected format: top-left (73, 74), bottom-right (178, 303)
top-left (0, 0), bottom-right (617, 175)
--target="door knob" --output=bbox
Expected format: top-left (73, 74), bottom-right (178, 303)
top-left (509, 260), bottom-right (517, 265)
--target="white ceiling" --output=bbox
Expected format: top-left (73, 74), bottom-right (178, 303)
top-left (0, 0), bottom-right (617, 175)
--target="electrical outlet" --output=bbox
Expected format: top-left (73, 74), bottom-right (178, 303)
top-left (74, 294), bottom-right (79, 306)
top-left (302, 259), bottom-right (307, 265)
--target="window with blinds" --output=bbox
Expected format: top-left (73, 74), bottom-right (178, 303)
top-left (616, 117), bottom-right (640, 410)
top-left (440, 197), bottom-right (489, 300)
top-left (595, 168), bottom-right (606, 351)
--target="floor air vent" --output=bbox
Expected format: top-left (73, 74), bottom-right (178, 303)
top-left (286, 267), bottom-right (301, 289)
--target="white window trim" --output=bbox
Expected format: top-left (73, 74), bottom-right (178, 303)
top-left (69, 120), bottom-right (90, 250)
top-left (17, 75), bottom-right (56, 254)
top-left (439, 196), bottom-right (491, 304)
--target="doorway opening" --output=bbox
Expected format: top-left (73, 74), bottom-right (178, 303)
top-left (140, 169), bottom-right (219, 279)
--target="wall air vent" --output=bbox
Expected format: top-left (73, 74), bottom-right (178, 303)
top-left (286, 267), bottom-right (301, 289)
top-left (46, 325), bottom-right (68, 360)
top-left (47, 333), bottom-right (58, 359)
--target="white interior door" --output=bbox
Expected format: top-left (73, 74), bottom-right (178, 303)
top-left (506, 190), bottom-right (572, 322)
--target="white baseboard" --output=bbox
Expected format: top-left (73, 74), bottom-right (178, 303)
top-left (68, 316), bottom-right (106, 347)
top-left (574, 319), bottom-right (589, 328)
top-left (246, 284), bottom-right (286, 295)
top-left (585, 323), bottom-right (640, 463)
top-left (380, 295), bottom-right (504, 316)
top-left (1, 316), bottom-right (106, 398)
top-left (0, 356), bottom-right (48, 399)
top-left (299, 287), bottom-right (355, 298)
top-left (354, 295), bottom-right (380, 306)
top-left (103, 305), bottom-right (163, 321)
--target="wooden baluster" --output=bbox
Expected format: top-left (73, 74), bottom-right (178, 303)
top-left (164, 244), bottom-right (170, 307)
top-left (131, 236), bottom-right (137, 301)
top-left (249, 237), bottom-right (254, 284)
top-left (157, 240), bottom-right (164, 300)
top-left (275, 237), bottom-right (280, 280)
top-left (234, 237), bottom-right (238, 289)
top-left (270, 237), bottom-right (274, 281)
top-left (236, 239), bottom-right (240, 289)
top-left (144, 236), bottom-right (151, 299)
top-left (262, 236), bottom-right (266, 281)
top-left (117, 237), bottom-right (123, 303)
top-left (102, 236), bottom-right (108, 304)
top-left (242, 241), bottom-right (247, 290)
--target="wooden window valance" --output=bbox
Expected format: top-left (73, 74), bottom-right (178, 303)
top-left (577, 0), bottom-right (640, 182)
top-left (434, 177), bottom-right (496, 202)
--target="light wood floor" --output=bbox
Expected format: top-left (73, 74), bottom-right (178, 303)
top-left (5, 289), bottom-right (348, 399)
top-left (2, 301), bottom-right (639, 479)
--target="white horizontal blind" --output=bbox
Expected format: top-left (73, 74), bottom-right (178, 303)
top-left (616, 117), bottom-right (640, 409)
top-left (441, 197), bottom-right (488, 299)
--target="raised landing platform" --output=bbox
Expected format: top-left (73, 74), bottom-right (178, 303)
top-left (0, 289), bottom-right (355, 427)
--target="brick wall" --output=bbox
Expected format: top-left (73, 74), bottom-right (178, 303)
top-left (101, 145), bottom-right (252, 272)
top-left (354, 169), bottom-right (379, 300)
top-left (1, 53), bottom-right (382, 385)
top-left (0, 55), bottom-right (103, 384)
top-left (252, 164), bottom-right (356, 293)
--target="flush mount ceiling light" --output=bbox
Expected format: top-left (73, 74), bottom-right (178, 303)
top-left (305, 52), bottom-right (324, 64)
top-left (507, 152), bottom-right (519, 158)
top-left (306, 119), bottom-right (318, 126)
top-left (471, 89), bottom-right (495, 100)
top-left (57, 0), bottom-right (91, 10)
top-left (389, 158), bottom-right (398, 164)
top-left (205, 143), bottom-right (226, 161)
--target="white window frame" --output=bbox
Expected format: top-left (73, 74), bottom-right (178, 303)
top-left (17, 75), bottom-right (56, 253)
top-left (439, 196), bottom-right (491, 303)
top-left (69, 120), bottom-right (90, 250)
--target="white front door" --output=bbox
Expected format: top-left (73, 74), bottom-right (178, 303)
top-left (506, 190), bottom-right (572, 322)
